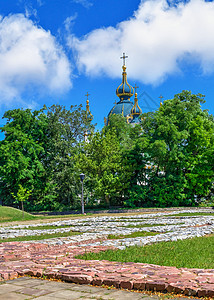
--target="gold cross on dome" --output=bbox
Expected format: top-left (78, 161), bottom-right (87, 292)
top-left (120, 53), bottom-right (128, 66)
top-left (159, 95), bottom-right (164, 101)
top-left (85, 92), bottom-right (90, 100)
top-left (134, 84), bottom-right (139, 94)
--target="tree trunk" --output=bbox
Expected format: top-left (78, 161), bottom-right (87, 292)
top-left (21, 201), bottom-right (24, 218)
top-left (105, 195), bottom-right (110, 208)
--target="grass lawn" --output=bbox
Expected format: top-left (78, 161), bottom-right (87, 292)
top-left (77, 235), bottom-right (214, 269)
top-left (125, 223), bottom-right (170, 228)
top-left (20, 224), bottom-right (75, 230)
top-left (168, 212), bottom-right (214, 217)
top-left (0, 230), bottom-right (81, 243)
top-left (107, 231), bottom-right (160, 239)
top-left (0, 206), bottom-right (89, 224)
top-left (0, 206), bottom-right (39, 222)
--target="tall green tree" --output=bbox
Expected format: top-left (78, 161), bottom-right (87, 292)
top-left (141, 91), bottom-right (214, 206)
top-left (0, 108), bottom-right (48, 209)
top-left (0, 104), bottom-right (93, 211)
top-left (104, 114), bottom-right (133, 149)
top-left (76, 128), bottom-right (124, 206)
top-left (43, 104), bottom-right (94, 210)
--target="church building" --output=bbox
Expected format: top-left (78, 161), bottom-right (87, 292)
top-left (105, 53), bottom-right (142, 125)
top-left (85, 53), bottom-right (144, 127)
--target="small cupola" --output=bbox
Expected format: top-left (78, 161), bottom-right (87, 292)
top-left (131, 85), bottom-right (142, 116)
top-left (85, 92), bottom-right (93, 121)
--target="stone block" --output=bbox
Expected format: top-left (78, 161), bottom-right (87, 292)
top-left (133, 281), bottom-right (146, 290)
top-left (0, 272), bottom-right (9, 280)
top-left (120, 280), bottom-right (133, 290)
top-left (54, 273), bottom-right (63, 280)
top-left (17, 270), bottom-right (24, 276)
top-left (92, 278), bottom-right (103, 286)
top-left (184, 287), bottom-right (198, 296)
top-left (62, 274), bottom-right (92, 284)
top-left (25, 269), bottom-right (37, 276)
top-left (103, 278), bottom-right (121, 288)
top-left (198, 289), bottom-right (208, 297)
top-left (167, 283), bottom-right (184, 294)
top-left (198, 285), bottom-right (214, 298)
top-left (46, 272), bottom-right (56, 279)
top-left (36, 269), bottom-right (43, 277)
top-left (145, 281), bottom-right (166, 292)
top-left (9, 272), bottom-right (18, 280)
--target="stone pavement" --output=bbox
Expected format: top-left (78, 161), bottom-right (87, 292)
top-left (0, 241), bottom-right (214, 298)
top-left (0, 277), bottom-right (200, 299)
top-left (1, 209), bottom-right (214, 249)
top-left (0, 209), bottom-right (214, 298)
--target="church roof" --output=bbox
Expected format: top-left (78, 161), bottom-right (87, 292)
top-left (107, 99), bottom-right (134, 120)
top-left (116, 65), bottom-right (134, 101)
top-left (131, 91), bottom-right (142, 116)
top-left (106, 53), bottom-right (143, 125)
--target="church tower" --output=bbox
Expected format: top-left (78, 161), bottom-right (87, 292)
top-left (84, 92), bottom-right (93, 142)
top-left (106, 53), bottom-right (142, 125)
top-left (130, 85), bottom-right (142, 123)
top-left (85, 92), bottom-right (93, 122)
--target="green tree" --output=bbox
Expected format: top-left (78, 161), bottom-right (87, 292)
top-left (0, 108), bottom-right (48, 209)
top-left (0, 104), bottom-right (93, 211)
top-left (76, 129), bottom-right (124, 206)
top-left (122, 136), bottom-right (151, 207)
top-left (141, 91), bottom-right (214, 206)
top-left (11, 184), bottom-right (31, 217)
top-left (104, 114), bottom-right (133, 149)
top-left (42, 104), bottom-right (94, 210)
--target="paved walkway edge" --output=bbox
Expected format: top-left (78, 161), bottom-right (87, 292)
top-left (21, 271), bottom-right (214, 298)
top-left (1, 262), bottom-right (214, 298)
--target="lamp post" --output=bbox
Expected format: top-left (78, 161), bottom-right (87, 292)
top-left (80, 173), bottom-right (85, 214)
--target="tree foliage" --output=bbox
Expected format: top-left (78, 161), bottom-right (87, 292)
top-left (0, 104), bottom-right (93, 211)
top-left (76, 129), bottom-right (124, 206)
top-left (0, 91), bottom-right (213, 211)
top-left (11, 184), bottom-right (32, 217)
top-left (139, 91), bottom-right (214, 206)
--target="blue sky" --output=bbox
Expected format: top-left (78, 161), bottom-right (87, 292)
top-left (0, 0), bottom-right (214, 130)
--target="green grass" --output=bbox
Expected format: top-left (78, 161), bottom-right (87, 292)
top-left (105, 219), bottom-right (169, 224)
top-left (0, 206), bottom-right (39, 222)
top-left (107, 231), bottom-right (160, 239)
top-left (0, 230), bottom-right (81, 243)
top-left (21, 224), bottom-right (75, 230)
top-left (125, 223), bottom-right (168, 228)
top-left (169, 212), bottom-right (214, 217)
top-left (77, 235), bottom-right (214, 269)
top-left (0, 206), bottom-right (92, 223)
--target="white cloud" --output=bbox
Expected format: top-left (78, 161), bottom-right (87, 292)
top-left (36, 0), bottom-right (44, 6)
top-left (72, 0), bottom-right (93, 9)
top-left (64, 14), bottom-right (78, 32)
top-left (70, 0), bottom-right (214, 85)
top-left (24, 4), bottom-right (38, 19)
top-left (0, 14), bottom-right (72, 105)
